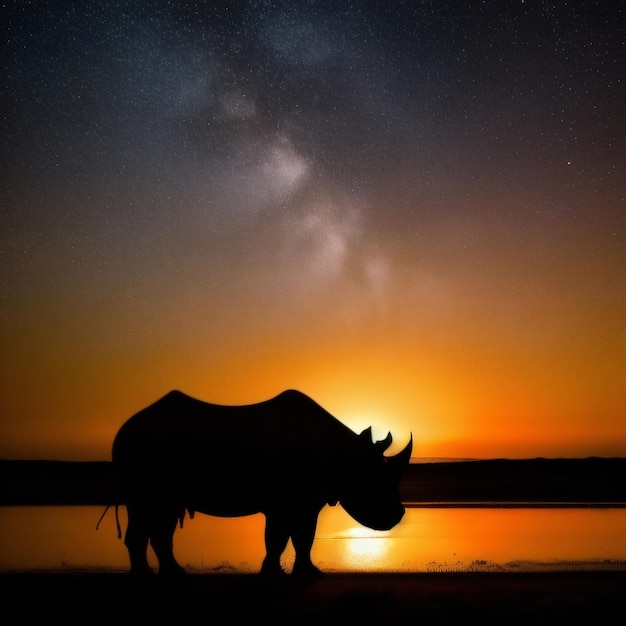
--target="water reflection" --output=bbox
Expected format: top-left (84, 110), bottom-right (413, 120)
top-left (341, 526), bottom-right (391, 563)
top-left (1, 505), bottom-right (625, 573)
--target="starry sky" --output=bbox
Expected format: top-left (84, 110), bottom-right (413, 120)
top-left (1, 1), bottom-right (624, 461)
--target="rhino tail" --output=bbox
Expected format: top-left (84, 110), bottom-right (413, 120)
top-left (96, 504), bottom-right (123, 539)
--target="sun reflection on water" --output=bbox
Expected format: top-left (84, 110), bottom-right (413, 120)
top-left (338, 526), bottom-right (391, 569)
top-left (346, 527), bottom-right (389, 557)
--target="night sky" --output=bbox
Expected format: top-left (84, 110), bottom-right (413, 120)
top-left (2, 1), bottom-right (624, 460)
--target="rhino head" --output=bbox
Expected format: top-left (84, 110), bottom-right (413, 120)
top-left (339, 427), bottom-right (412, 531)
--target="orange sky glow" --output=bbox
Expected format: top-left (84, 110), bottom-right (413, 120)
top-left (2, 249), bottom-right (624, 461)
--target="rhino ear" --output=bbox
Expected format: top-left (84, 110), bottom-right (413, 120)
top-left (358, 426), bottom-right (373, 442)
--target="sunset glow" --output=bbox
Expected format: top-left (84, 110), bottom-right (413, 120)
top-left (343, 527), bottom-right (391, 566)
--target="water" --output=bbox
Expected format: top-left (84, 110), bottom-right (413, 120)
top-left (1, 505), bottom-right (625, 573)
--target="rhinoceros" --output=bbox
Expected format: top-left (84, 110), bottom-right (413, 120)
top-left (111, 389), bottom-right (412, 577)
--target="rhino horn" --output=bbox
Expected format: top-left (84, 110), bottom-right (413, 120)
top-left (388, 434), bottom-right (413, 471)
top-left (360, 428), bottom-right (393, 453)
top-left (374, 431), bottom-right (393, 452)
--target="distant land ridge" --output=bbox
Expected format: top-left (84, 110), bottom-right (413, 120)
top-left (1, 457), bottom-right (625, 506)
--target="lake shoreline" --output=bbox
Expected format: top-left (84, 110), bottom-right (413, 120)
top-left (2, 570), bottom-right (625, 624)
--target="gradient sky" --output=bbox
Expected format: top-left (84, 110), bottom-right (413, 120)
top-left (1, 1), bottom-right (624, 461)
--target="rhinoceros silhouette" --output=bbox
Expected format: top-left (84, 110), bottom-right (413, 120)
top-left (111, 389), bottom-right (412, 577)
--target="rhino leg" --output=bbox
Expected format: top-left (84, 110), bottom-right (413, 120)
top-left (149, 507), bottom-right (186, 577)
top-left (261, 507), bottom-right (322, 577)
top-left (124, 502), bottom-right (154, 577)
top-left (291, 508), bottom-right (322, 578)
top-left (260, 513), bottom-right (290, 576)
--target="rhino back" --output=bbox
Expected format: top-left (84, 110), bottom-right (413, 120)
top-left (112, 389), bottom-right (356, 466)
top-left (111, 390), bottom-right (359, 511)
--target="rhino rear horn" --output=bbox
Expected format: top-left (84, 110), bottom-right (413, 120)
top-left (388, 434), bottom-right (413, 472)
top-left (374, 431), bottom-right (393, 452)
top-left (360, 428), bottom-right (393, 453)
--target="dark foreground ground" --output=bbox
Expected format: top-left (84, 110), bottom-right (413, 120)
top-left (3, 570), bottom-right (625, 625)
